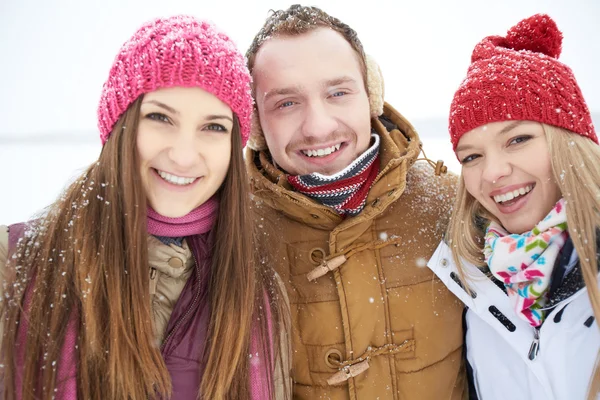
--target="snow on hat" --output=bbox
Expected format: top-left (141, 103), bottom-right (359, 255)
top-left (449, 13), bottom-right (597, 152)
top-left (97, 15), bottom-right (253, 146)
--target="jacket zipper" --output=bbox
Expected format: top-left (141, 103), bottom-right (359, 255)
top-left (528, 327), bottom-right (540, 360)
top-left (160, 249), bottom-right (202, 351)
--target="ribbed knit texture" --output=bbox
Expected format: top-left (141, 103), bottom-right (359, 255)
top-left (97, 15), bottom-right (253, 146)
top-left (449, 14), bottom-right (597, 150)
top-left (288, 133), bottom-right (380, 216)
top-left (147, 196), bottom-right (218, 237)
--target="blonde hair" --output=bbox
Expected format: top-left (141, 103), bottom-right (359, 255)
top-left (446, 123), bottom-right (600, 399)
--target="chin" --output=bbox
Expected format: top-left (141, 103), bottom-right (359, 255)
top-left (502, 220), bottom-right (535, 235)
top-left (150, 203), bottom-right (193, 218)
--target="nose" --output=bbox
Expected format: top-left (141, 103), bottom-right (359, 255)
top-left (301, 100), bottom-right (338, 140)
top-left (168, 130), bottom-right (200, 170)
top-left (481, 152), bottom-right (512, 185)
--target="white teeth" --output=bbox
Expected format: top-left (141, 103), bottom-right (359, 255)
top-left (157, 170), bottom-right (197, 186)
top-left (302, 143), bottom-right (342, 158)
top-left (493, 185), bottom-right (533, 204)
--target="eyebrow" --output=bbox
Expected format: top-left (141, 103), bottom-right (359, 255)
top-left (263, 76), bottom-right (359, 104)
top-left (263, 86), bottom-right (303, 104)
top-left (455, 121), bottom-right (532, 153)
top-left (498, 120), bottom-right (527, 135)
top-left (323, 76), bottom-right (358, 88)
top-left (205, 114), bottom-right (233, 123)
top-left (142, 100), bottom-right (179, 115)
top-left (141, 101), bottom-right (233, 123)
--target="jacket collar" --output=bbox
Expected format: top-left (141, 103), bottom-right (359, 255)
top-left (245, 102), bottom-right (422, 229)
top-left (427, 241), bottom-right (594, 365)
top-left (147, 235), bottom-right (194, 279)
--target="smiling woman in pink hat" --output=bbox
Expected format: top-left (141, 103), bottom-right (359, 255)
top-left (0, 15), bottom-right (290, 399)
top-left (427, 14), bottom-right (600, 400)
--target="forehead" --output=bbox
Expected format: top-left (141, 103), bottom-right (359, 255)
top-left (252, 27), bottom-right (364, 89)
top-left (142, 87), bottom-right (232, 115)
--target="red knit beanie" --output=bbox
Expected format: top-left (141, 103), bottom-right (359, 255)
top-left (449, 14), bottom-right (597, 151)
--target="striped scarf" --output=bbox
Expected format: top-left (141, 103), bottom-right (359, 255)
top-left (288, 133), bottom-right (380, 217)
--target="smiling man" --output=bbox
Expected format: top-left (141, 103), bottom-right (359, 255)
top-left (245, 5), bottom-right (465, 399)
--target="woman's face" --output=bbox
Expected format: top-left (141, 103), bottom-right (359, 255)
top-left (137, 86), bottom-right (233, 218)
top-left (456, 121), bottom-right (561, 234)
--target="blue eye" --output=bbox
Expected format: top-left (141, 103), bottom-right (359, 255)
top-left (278, 101), bottom-right (295, 109)
top-left (332, 91), bottom-right (347, 97)
top-left (206, 123), bottom-right (228, 132)
top-left (146, 113), bottom-right (170, 123)
top-left (461, 154), bottom-right (479, 164)
top-left (509, 135), bottom-right (531, 145)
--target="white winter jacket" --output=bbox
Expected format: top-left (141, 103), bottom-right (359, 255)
top-left (428, 241), bottom-right (600, 400)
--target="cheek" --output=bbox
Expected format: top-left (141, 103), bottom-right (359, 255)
top-left (258, 111), bottom-right (278, 143)
top-left (536, 154), bottom-right (560, 193)
top-left (136, 129), bottom-right (162, 165)
top-left (260, 107), bottom-right (303, 148)
top-left (207, 141), bottom-right (232, 175)
top-left (136, 142), bottom-right (150, 166)
top-left (263, 121), bottom-right (292, 153)
top-left (217, 153), bottom-right (232, 176)
top-left (348, 99), bottom-right (372, 141)
top-left (543, 172), bottom-right (562, 201)
top-left (351, 110), bottom-right (370, 133)
top-left (461, 171), bottom-right (483, 201)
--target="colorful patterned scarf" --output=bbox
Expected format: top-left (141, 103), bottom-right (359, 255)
top-left (484, 199), bottom-right (568, 327)
top-left (287, 133), bottom-right (380, 217)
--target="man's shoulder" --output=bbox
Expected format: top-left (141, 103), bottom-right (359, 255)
top-left (404, 161), bottom-right (458, 201)
top-left (378, 161), bottom-right (459, 228)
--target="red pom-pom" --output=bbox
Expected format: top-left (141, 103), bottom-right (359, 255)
top-left (506, 14), bottom-right (563, 58)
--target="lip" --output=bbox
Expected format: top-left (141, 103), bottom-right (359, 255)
top-left (299, 141), bottom-right (345, 152)
top-left (296, 142), bottom-right (347, 166)
top-left (154, 168), bottom-right (199, 180)
top-left (151, 168), bottom-right (202, 191)
top-left (493, 185), bottom-right (534, 215)
top-left (489, 182), bottom-right (535, 197)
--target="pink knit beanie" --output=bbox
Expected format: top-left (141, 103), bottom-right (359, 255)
top-left (449, 14), bottom-right (597, 151)
top-left (97, 15), bottom-right (253, 146)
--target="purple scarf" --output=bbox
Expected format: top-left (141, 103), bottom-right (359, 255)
top-left (147, 196), bottom-right (219, 237)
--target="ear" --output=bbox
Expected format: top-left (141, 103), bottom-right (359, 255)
top-left (366, 54), bottom-right (385, 117)
top-left (247, 108), bottom-right (268, 151)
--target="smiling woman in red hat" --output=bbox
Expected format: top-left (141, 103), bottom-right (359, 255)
top-left (428, 14), bottom-right (600, 400)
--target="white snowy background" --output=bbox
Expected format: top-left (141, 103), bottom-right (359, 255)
top-left (1, 0), bottom-right (598, 225)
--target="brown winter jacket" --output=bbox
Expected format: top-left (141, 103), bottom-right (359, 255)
top-left (246, 102), bottom-right (466, 399)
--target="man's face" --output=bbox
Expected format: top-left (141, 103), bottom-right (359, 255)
top-left (253, 27), bottom-right (372, 176)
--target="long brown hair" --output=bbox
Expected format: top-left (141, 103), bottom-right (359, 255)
top-left (446, 124), bottom-right (600, 398)
top-left (0, 96), bottom-right (289, 399)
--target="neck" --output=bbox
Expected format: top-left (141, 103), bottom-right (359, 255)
top-left (147, 196), bottom-right (219, 237)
